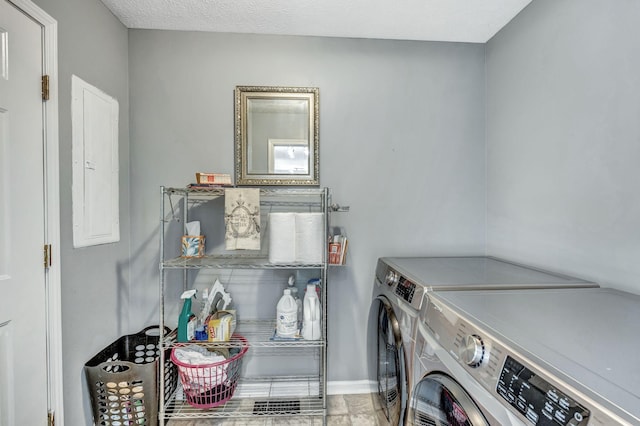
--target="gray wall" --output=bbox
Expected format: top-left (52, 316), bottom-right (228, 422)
top-left (486, 0), bottom-right (640, 293)
top-left (31, 0), bottom-right (130, 424)
top-left (128, 31), bottom-right (486, 383)
top-left (23, 0), bottom-right (640, 420)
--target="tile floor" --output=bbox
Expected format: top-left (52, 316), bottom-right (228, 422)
top-left (167, 393), bottom-right (389, 425)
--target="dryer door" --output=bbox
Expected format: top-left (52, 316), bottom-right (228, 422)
top-left (408, 372), bottom-right (489, 426)
top-left (375, 295), bottom-right (407, 425)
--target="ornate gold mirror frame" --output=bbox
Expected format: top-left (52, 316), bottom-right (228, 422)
top-left (235, 86), bottom-right (319, 186)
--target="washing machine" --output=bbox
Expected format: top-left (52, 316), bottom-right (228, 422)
top-left (410, 313), bottom-right (526, 425)
top-left (373, 258), bottom-right (427, 425)
top-left (409, 287), bottom-right (640, 425)
top-left (371, 256), bottom-right (597, 426)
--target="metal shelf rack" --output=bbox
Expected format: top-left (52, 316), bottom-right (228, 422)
top-left (164, 377), bottom-right (325, 421)
top-left (162, 255), bottom-right (324, 270)
top-left (158, 186), bottom-right (329, 424)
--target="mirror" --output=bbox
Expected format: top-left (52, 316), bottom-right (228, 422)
top-left (235, 86), bottom-right (319, 186)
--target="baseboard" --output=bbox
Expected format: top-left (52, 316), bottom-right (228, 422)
top-left (327, 380), bottom-right (377, 395)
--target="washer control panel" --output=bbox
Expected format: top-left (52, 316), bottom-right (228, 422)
top-left (395, 276), bottom-right (415, 302)
top-left (498, 356), bottom-right (590, 426)
top-left (375, 260), bottom-right (425, 310)
top-left (395, 276), bottom-right (425, 310)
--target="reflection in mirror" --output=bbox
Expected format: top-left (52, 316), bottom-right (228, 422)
top-left (268, 139), bottom-right (309, 174)
top-left (235, 86), bottom-right (319, 186)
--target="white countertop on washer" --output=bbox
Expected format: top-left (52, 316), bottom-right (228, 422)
top-left (381, 256), bottom-right (597, 290)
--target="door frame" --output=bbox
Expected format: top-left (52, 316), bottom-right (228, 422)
top-left (8, 0), bottom-right (63, 423)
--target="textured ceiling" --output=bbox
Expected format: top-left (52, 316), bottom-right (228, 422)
top-left (100, 0), bottom-right (532, 43)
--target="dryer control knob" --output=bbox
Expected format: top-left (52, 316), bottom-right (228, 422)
top-left (385, 270), bottom-right (399, 287)
top-left (461, 335), bottom-right (485, 367)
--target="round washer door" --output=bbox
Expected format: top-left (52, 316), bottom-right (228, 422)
top-left (408, 372), bottom-right (489, 426)
top-left (375, 295), bottom-right (407, 425)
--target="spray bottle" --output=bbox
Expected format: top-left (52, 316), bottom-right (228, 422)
top-left (178, 289), bottom-right (197, 342)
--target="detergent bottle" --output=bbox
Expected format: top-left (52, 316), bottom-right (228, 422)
top-left (276, 289), bottom-right (298, 338)
top-left (301, 283), bottom-right (321, 340)
top-left (178, 289), bottom-right (197, 342)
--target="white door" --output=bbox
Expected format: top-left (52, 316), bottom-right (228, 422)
top-left (0, 1), bottom-right (49, 425)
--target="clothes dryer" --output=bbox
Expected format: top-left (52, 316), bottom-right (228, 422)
top-left (409, 288), bottom-right (640, 425)
top-left (371, 256), bottom-right (597, 426)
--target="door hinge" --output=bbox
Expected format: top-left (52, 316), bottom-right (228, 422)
top-left (48, 411), bottom-right (55, 426)
top-left (42, 75), bottom-right (50, 101)
top-left (44, 244), bottom-right (52, 269)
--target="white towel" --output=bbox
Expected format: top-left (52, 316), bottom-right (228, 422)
top-left (174, 345), bottom-right (228, 390)
top-left (268, 213), bottom-right (297, 264)
top-left (295, 213), bottom-right (324, 264)
top-left (225, 188), bottom-right (261, 250)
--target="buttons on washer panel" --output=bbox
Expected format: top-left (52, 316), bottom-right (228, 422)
top-left (394, 277), bottom-right (416, 303)
top-left (497, 356), bottom-right (590, 426)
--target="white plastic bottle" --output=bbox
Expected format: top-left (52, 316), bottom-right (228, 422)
top-left (301, 283), bottom-right (321, 340)
top-left (276, 289), bottom-right (298, 338)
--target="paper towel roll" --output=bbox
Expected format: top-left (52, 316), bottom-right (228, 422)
top-left (268, 213), bottom-right (296, 264)
top-left (295, 213), bottom-right (324, 264)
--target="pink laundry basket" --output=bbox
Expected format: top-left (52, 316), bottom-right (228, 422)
top-left (170, 335), bottom-right (249, 409)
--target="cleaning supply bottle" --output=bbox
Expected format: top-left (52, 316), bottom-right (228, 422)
top-left (301, 283), bottom-right (321, 340)
top-left (276, 289), bottom-right (298, 338)
top-left (178, 289), bottom-right (197, 342)
top-left (307, 278), bottom-right (321, 301)
top-left (287, 275), bottom-right (303, 327)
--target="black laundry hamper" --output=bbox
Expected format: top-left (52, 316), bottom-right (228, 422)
top-left (84, 326), bottom-right (177, 426)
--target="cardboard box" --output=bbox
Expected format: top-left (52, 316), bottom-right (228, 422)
top-left (207, 310), bottom-right (236, 342)
top-left (195, 172), bottom-right (232, 185)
